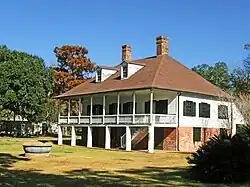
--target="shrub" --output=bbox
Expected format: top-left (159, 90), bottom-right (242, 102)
top-left (187, 130), bottom-right (250, 183)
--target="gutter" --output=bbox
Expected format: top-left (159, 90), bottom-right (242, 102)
top-left (55, 86), bottom-right (223, 100)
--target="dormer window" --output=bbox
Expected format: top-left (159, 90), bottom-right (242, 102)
top-left (121, 61), bottom-right (128, 79)
top-left (96, 67), bottom-right (102, 82)
top-left (95, 66), bottom-right (117, 82)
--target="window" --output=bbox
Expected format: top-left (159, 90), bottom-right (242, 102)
top-left (96, 68), bottom-right (102, 82)
top-left (145, 101), bottom-right (150, 114)
top-left (183, 101), bottom-right (196, 116)
top-left (87, 105), bottom-right (90, 116)
top-left (193, 127), bottom-right (201, 142)
top-left (109, 103), bottom-right (117, 115)
top-left (123, 102), bottom-right (133, 114)
top-left (218, 105), bottom-right (229, 119)
top-left (156, 100), bottom-right (168, 114)
top-left (199, 103), bottom-right (210, 118)
top-left (121, 61), bottom-right (128, 78)
top-left (108, 103), bottom-right (121, 115)
top-left (87, 104), bottom-right (103, 115)
top-left (144, 101), bottom-right (156, 114)
top-left (93, 104), bottom-right (103, 115)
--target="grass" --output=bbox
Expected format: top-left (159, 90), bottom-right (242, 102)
top-left (0, 137), bottom-right (249, 187)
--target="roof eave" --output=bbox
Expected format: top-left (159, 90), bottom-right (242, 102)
top-left (55, 86), bottom-right (226, 100)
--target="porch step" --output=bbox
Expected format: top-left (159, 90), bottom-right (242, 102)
top-left (131, 127), bottom-right (148, 149)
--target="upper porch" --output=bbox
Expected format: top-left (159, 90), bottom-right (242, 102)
top-left (58, 89), bottom-right (178, 126)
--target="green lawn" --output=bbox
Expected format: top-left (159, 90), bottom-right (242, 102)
top-left (0, 137), bottom-right (248, 187)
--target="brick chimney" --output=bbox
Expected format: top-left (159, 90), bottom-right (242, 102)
top-left (156, 36), bottom-right (168, 56)
top-left (122, 44), bottom-right (131, 61)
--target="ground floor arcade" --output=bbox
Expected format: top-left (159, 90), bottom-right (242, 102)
top-left (58, 125), bottom-right (231, 153)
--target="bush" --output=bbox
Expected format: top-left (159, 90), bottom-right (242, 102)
top-left (187, 130), bottom-right (250, 183)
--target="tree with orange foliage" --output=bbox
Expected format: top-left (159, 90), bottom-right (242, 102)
top-left (53, 45), bottom-right (95, 95)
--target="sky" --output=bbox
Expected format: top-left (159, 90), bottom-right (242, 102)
top-left (0, 0), bottom-right (249, 70)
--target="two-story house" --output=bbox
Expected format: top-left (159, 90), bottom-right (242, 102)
top-left (56, 35), bottom-right (244, 153)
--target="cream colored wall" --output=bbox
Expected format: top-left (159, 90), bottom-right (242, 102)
top-left (127, 64), bottom-right (144, 78)
top-left (73, 89), bottom-right (244, 130)
top-left (179, 93), bottom-right (245, 129)
top-left (80, 89), bottom-right (177, 115)
top-left (102, 69), bottom-right (116, 81)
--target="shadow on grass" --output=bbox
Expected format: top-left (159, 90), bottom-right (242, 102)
top-left (39, 138), bottom-right (85, 146)
top-left (0, 153), bottom-right (232, 187)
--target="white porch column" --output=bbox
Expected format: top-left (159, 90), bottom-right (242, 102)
top-left (148, 125), bottom-right (154, 153)
top-left (231, 102), bottom-right (236, 135)
top-left (67, 99), bottom-right (71, 124)
top-left (58, 125), bottom-right (63, 145)
top-left (71, 126), bottom-right (76, 146)
top-left (90, 96), bottom-right (93, 124)
top-left (87, 126), bottom-right (92, 147)
top-left (117, 93), bottom-right (120, 124)
top-left (103, 95), bottom-right (106, 124)
top-left (105, 126), bottom-right (111, 149)
top-left (150, 90), bottom-right (154, 123)
top-left (58, 104), bottom-right (61, 124)
top-left (126, 126), bottom-right (131, 151)
top-left (148, 90), bottom-right (155, 153)
top-left (78, 98), bottom-right (81, 124)
top-left (132, 91), bottom-right (136, 124)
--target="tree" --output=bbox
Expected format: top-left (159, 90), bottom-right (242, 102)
top-left (187, 131), bottom-right (250, 183)
top-left (53, 45), bottom-right (95, 95)
top-left (192, 62), bottom-right (230, 91)
top-left (231, 44), bottom-right (250, 95)
top-left (0, 45), bottom-right (53, 123)
top-left (234, 94), bottom-right (250, 124)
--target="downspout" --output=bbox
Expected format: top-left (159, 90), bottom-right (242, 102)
top-left (177, 92), bottom-right (181, 151)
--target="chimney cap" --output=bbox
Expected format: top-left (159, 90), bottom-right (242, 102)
top-left (156, 35), bottom-right (168, 41)
top-left (122, 44), bottom-right (131, 49)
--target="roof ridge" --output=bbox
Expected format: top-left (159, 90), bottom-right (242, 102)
top-left (151, 56), bottom-right (164, 86)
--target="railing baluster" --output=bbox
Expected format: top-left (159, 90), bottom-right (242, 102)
top-left (60, 114), bottom-right (176, 125)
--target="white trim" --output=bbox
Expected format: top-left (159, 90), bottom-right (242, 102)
top-left (67, 99), bottom-right (71, 124)
top-left (78, 98), bottom-right (81, 124)
top-left (90, 96), bottom-right (93, 124)
top-left (132, 91), bottom-right (136, 124)
top-left (117, 93), bottom-right (120, 124)
top-left (103, 95), bottom-right (106, 124)
top-left (150, 90), bottom-right (154, 123)
top-left (58, 104), bottom-right (61, 124)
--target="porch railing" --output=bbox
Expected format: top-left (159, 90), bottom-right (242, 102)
top-left (59, 114), bottom-right (176, 125)
top-left (135, 114), bottom-right (150, 124)
top-left (153, 114), bottom-right (176, 124)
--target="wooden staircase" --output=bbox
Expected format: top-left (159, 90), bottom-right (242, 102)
top-left (131, 127), bottom-right (148, 149)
